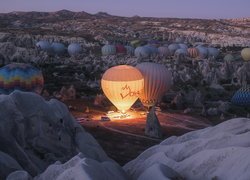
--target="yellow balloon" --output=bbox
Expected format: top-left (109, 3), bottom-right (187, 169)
top-left (101, 65), bottom-right (144, 112)
top-left (241, 48), bottom-right (250, 61)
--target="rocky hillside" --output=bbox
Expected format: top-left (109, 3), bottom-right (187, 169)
top-left (0, 10), bottom-right (249, 46)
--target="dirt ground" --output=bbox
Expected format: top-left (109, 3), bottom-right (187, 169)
top-left (65, 99), bottom-right (211, 166)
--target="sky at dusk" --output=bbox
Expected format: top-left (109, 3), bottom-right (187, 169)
top-left (1, 0), bottom-right (250, 19)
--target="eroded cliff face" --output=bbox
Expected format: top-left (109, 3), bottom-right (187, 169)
top-left (0, 91), bottom-right (127, 179)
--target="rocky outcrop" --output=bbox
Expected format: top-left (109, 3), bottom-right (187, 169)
top-left (0, 91), bottom-right (127, 179)
top-left (124, 118), bottom-right (250, 180)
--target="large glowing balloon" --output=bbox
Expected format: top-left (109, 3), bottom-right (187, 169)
top-left (0, 63), bottom-right (44, 94)
top-left (136, 62), bottom-right (172, 108)
top-left (241, 48), bottom-right (250, 61)
top-left (101, 65), bottom-right (144, 112)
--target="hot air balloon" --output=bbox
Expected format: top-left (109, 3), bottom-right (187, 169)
top-left (174, 48), bottom-right (188, 61)
top-left (51, 42), bottom-right (66, 56)
top-left (116, 44), bottom-right (126, 54)
top-left (68, 43), bottom-right (82, 56)
top-left (101, 65), bottom-right (144, 113)
top-left (196, 46), bottom-right (208, 59)
top-left (144, 45), bottom-right (158, 56)
top-left (36, 41), bottom-right (51, 52)
top-left (178, 43), bottom-right (188, 50)
top-left (136, 62), bottom-right (172, 108)
top-left (125, 45), bottom-right (134, 55)
top-left (158, 46), bottom-right (170, 57)
top-left (187, 47), bottom-right (199, 58)
top-left (0, 63), bottom-right (44, 94)
top-left (135, 46), bottom-right (151, 58)
top-left (241, 48), bottom-right (250, 61)
top-left (168, 44), bottom-right (180, 56)
top-left (207, 47), bottom-right (219, 59)
top-left (175, 48), bottom-right (188, 56)
top-left (231, 86), bottom-right (250, 107)
top-left (101, 44), bottom-right (116, 56)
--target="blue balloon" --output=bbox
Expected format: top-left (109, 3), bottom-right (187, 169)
top-left (168, 44), bottom-right (180, 56)
top-left (144, 45), bottom-right (158, 56)
top-left (196, 46), bottom-right (208, 59)
top-left (36, 41), bottom-right (51, 52)
top-left (51, 42), bottom-right (66, 56)
top-left (68, 43), bottom-right (82, 56)
top-left (125, 45), bottom-right (134, 55)
top-left (135, 46), bottom-right (151, 58)
top-left (231, 86), bottom-right (250, 107)
top-left (207, 47), bottom-right (219, 58)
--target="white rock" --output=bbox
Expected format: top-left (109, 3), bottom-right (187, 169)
top-left (0, 91), bottom-right (122, 178)
top-left (33, 153), bottom-right (128, 180)
top-left (124, 118), bottom-right (250, 180)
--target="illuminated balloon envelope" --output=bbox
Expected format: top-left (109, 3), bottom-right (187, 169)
top-left (136, 62), bottom-right (172, 108)
top-left (101, 65), bottom-right (144, 112)
top-left (0, 63), bottom-right (44, 94)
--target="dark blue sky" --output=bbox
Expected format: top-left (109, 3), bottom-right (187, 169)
top-left (1, 0), bottom-right (250, 19)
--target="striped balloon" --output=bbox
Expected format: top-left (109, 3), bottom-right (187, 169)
top-left (187, 47), bottom-right (199, 58)
top-left (0, 63), bottom-right (44, 94)
top-left (136, 62), bottom-right (172, 108)
top-left (231, 86), bottom-right (250, 107)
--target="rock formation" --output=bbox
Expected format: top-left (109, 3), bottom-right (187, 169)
top-left (0, 91), bottom-right (127, 179)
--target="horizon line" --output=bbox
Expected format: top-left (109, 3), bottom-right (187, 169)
top-left (1, 9), bottom-right (250, 20)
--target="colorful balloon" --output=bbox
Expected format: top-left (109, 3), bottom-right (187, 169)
top-left (101, 65), bottom-right (144, 112)
top-left (187, 47), bottom-right (199, 58)
top-left (136, 62), bottom-right (172, 108)
top-left (0, 63), bottom-right (44, 94)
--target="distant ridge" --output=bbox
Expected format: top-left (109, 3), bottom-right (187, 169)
top-left (1, 9), bottom-right (249, 20)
